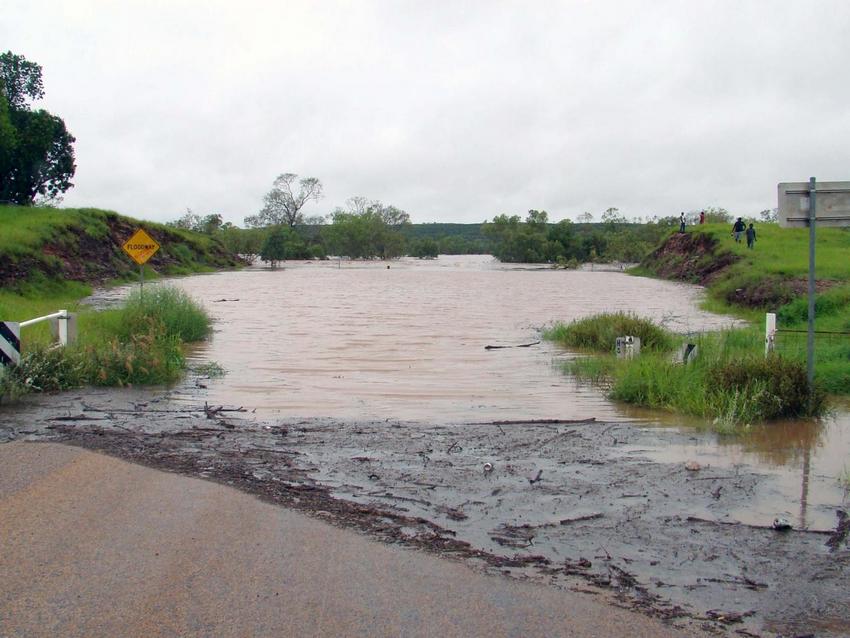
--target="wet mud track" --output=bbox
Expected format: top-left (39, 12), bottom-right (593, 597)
top-left (1, 389), bottom-right (848, 638)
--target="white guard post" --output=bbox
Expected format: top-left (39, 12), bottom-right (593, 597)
top-left (765, 313), bottom-right (776, 356)
top-left (615, 336), bottom-right (641, 359)
top-left (0, 310), bottom-right (78, 368)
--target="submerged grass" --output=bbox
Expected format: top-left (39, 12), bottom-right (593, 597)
top-left (543, 312), bottom-right (676, 353)
top-left (0, 285), bottom-right (210, 401)
top-left (547, 315), bottom-right (826, 428)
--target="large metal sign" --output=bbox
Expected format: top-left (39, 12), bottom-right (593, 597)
top-left (778, 181), bottom-right (850, 228)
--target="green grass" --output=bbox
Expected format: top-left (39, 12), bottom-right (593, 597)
top-left (0, 205), bottom-right (240, 293)
top-left (0, 285), bottom-right (211, 401)
top-left (543, 312), bottom-right (676, 353)
top-left (547, 315), bottom-right (827, 428)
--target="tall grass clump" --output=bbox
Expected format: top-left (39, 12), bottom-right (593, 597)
top-left (86, 286), bottom-right (211, 343)
top-left (544, 311), bottom-right (676, 353)
top-left (0, 286), bottom-right (210, 401)
top-left (549, 314), bottom-right (826, 427)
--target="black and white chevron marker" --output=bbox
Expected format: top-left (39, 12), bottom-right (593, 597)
top-left (0, 321), bottom-right (21, 367)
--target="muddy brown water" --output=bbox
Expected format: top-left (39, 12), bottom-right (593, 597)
top-left (135, 255), bottom-right (847, 531)
top-left (54, 255), bottom-right (848, 635)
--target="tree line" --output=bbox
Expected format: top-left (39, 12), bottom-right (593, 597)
top-left (171, 174), bottom-right (777, 267)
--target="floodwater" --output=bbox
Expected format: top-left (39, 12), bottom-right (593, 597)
top-left (168, 255), bottom-right (736, 421)
top-left (134, 255), bottom-right (847, 530)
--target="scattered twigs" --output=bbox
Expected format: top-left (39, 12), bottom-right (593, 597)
top-left (465, 418), bottom-right (596, 426)
top-left (484, 341), bottom-right (540, 350)
top-left (686, 516), bottom-right (831, 535)
top-left (700, 576), bottom-right (767, 591)
top-left (559, 513), bottom-right (603, 525)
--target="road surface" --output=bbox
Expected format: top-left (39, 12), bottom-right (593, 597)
top-left (0, 441), bottom-right (708, 637)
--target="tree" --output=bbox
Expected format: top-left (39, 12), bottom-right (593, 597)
top-left (322, 197), bottom-right (410, 259)
top-left (260, 227), bottom-right (288, 269)
top-left (601, 207), bottom-right (627, 227)
top-left (577, 212), bottom-right (594, 223)
top-left (0, 52), bottom-right (75, 205)
top-left (410, 238), bottom-right (439, 258)
top-left (0, 51), bottom-right (44, 110)
top-left (2, 107), bottom-right (75, 204)
top-left (245, 173), bottom-right (323, 228)
top-left (759, 208), bottom-right (778, 223)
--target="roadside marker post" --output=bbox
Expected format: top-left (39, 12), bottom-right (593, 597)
top-left (0, 310), bottom-right (77, 369)
top-left (778, 178), bottom-right (850, 387)
top-left (121, 228), bottom-right (160, 294)
top-left (0, 321), bottom-right (21, 367)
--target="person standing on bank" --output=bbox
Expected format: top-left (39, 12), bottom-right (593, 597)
top-left (699, 210), bottom-right (706, 225)
top-left (732, 217), bottom-right (746, 242)
top-left (679, 212), bottom-right (686, 233)
top-left (746, 223), bottom-right (756, 249)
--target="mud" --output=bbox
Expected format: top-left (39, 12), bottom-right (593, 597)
top-left (1, 387), bottom-right (847, 638)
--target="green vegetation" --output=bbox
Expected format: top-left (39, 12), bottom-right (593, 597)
top-left (1, 51), bottom-right (75, 205)
top-left (322, 198), bottom-right (410, 259)
top-left (546, 314), bottom-right (826, 428)
top-left (543, 312), bottom-right (675, 353)
top-left (639, 223), bottom-right (850, 395)
top-left (482, 209), bottom-right (673, 264)
top-left (0, 205), bottom-right (242, 290)
top-left (0, 286), bottom-right (210, 401)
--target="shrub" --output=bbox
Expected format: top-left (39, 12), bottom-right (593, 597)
top-left (706, 354), bottom-right (824, 420)
top-left (116, 286), bottom-right (211, 343)
top-left (545, 312), bottom-right (676, 353)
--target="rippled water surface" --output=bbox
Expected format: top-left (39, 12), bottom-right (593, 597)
top-left (131, 255), bottom-right (846, 529)
top-left (169, 256), bottom-right (736, 421)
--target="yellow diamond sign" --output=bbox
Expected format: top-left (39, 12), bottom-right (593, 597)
top-left (122, 228), bottom-right (160, 265)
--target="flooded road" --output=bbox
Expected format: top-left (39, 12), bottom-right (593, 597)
top-left (167, 255), bottom-right (735, 421)
top-left (152, 256), bottom-right (847, 531)
top-left (50, 256), bottom-right (847, 636)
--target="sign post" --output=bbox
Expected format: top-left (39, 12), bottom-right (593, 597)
top-left (121, 228), bottom-right (160, 294)
top-left (778, 179), bottom-right (850, 388)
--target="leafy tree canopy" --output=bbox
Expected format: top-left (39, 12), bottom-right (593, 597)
top-left (0, 51), bottom-right (75, 205)
top-left (0, 51), bottom-right (44, 110)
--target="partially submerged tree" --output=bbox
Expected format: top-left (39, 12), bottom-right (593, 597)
top-left (245, 173), bottom-right (323, 228)
top-left (0, 51), bottom-right (75, 206)
top-left (323, 197), bottom-right (411, 259)
top-left (260, 227), bottom-right (288, 269)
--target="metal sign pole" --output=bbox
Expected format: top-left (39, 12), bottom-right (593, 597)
top-left (807, 177), bottom-right (816, 387)
top-left (140, 263), bottom-right (144, 296)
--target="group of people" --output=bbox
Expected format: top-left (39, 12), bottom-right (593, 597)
top-left (732, 217), bottom-right (757, 249)
top-left (677, 211), bottom-right (757, 249)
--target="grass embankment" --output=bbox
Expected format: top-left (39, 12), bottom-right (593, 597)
top-left (0, 286), bottom-right (210, 400)
top-left (638, 224), bottom-right (850, 395)
top-left (544, 313), bottom-right (825, 428)
top-left (0, 206), bottom-right (237, 401)
top-left (0, 205), bottom-right (241, 291)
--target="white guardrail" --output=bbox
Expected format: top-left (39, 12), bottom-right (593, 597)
top-left (0, 310), bottom-right (77, 367)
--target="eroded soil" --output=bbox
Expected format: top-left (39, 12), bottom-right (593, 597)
top-left (1, 387), bottom-right (848, 638)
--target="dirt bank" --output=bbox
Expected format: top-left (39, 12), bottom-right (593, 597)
top-left (0, 208), bottom-right (242, 290)
top-left (1, 388), bottom-right (847, 637)
top-left (639, 232), bottom-right (835, 309)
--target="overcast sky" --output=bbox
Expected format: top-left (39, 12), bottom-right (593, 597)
top-left (3, 1), bottom-right (849, 226)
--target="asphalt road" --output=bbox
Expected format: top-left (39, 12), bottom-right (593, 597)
top-left (0, 442), bottom-right (708, 637)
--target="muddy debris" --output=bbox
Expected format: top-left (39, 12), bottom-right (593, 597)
top-left (1, 388), bottom-right (848, 638)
